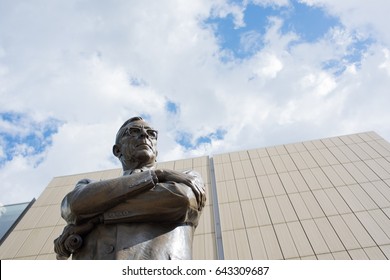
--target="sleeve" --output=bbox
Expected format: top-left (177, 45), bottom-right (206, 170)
top-left (61, 170), bottom-right (158, 225)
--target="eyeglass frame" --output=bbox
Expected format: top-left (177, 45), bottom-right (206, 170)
top-left (123, 125), bottom-right (158, 140)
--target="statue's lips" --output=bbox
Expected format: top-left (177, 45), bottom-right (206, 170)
top-left (136, 143), bottom-right (152, 149)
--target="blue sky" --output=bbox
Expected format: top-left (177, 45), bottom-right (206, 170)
top-left (206, 0), bottom-right (341, 59)
top-left (0, 112), bottom-right (60, 166)
top-left (1, 0), bottom-right (390, 205)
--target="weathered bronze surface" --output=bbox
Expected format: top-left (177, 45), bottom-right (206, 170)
top-left (54, 117), bottom-right (206, 260)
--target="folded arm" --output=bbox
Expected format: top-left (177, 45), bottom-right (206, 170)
top-left (61, 170), bottom-right (158, 224)
top-left (61, 169), bottom-right (205, 225)
top-left (103, 171), bottom-right (205, 226)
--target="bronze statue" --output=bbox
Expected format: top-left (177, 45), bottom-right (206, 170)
top-left (54, 117), bottom-right (205, 259)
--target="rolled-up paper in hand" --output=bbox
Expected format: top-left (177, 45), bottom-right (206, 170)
top-left (64, 234), bottom-right (83, 253)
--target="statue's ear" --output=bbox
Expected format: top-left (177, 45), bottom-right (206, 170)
top-left (113, 144), bottom-right (121, 158)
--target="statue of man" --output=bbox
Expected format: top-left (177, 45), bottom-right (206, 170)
top-left (54, 117), bottom-right (205, 260)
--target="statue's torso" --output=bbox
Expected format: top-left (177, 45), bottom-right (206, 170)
top-left (72, 223), bottom-right (194, 260)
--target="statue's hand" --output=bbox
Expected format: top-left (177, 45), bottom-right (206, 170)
top-left (154, 169), bottom-right (206, 210)
top-left (54, 217), bottom-right (100, 259)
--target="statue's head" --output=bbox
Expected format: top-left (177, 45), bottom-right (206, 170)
top-left (113, 116), bottom-right (158, 171)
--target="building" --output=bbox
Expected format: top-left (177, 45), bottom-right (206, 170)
top-left (1, 131), bottom-right (390, 260)
top-left (0, 200), bottom-right (35, 246)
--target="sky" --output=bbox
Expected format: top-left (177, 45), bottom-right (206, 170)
top-left (1, 0), bottom-right (390, 205)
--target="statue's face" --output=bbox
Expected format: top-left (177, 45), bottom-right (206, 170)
top-left (117, 120), bottom-right (158, 167)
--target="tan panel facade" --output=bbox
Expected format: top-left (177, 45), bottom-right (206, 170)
top-left (213, 131), bottom-right (390, 259)
top-left (1, 132), bottom-right (390, 260)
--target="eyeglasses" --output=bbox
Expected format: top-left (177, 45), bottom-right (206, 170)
top-left (124, 126), bottom-right (158, 139)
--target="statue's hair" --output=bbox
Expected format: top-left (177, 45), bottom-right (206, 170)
top-left (115, 116), bottom-right (144, 144)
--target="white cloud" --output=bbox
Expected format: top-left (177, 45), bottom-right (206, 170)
top-left (252, 52), bottom-right (284, 79)
top-left (299, 0), bottom-right (390, 45)
top-left (1, 0), bottom-right (390, 205)
top-left (251, 0), bottom-right (290, 8)
top-left (210, 0), bottom-right (246, 28)
top-left (299, 72), bottom-right (337, 96)
top-left (0, 203), bottom-right (6, 217)
top-left (379, 48), bottom-right (390, 75)
top-left (240, 30), bottom-right (263, 53)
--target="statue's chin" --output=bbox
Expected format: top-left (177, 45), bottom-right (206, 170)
top-left (123, 149), bottom-right (156, 167)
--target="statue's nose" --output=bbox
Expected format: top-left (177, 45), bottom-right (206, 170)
top-left (139, 127), bottom-right (149, 138)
